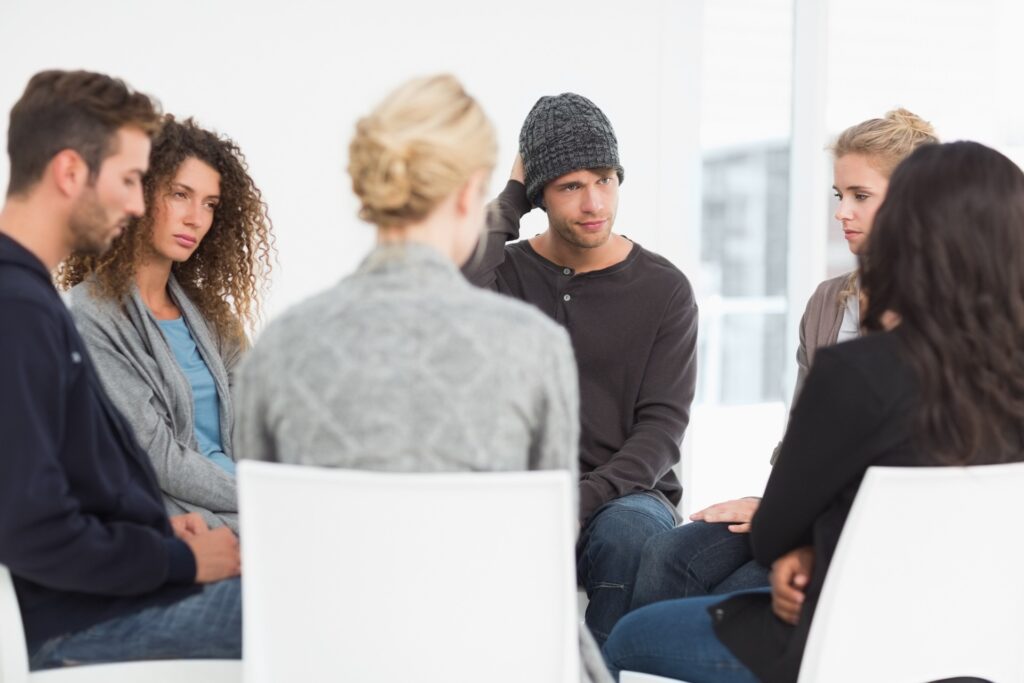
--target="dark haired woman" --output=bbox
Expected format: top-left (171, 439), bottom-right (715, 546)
top-left (600, 141), bottom-right (1024, 682)
top-left (61, 116), bottom-right (273, 532)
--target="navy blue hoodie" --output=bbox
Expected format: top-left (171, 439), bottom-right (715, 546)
top-left (0, 233), bottom-right (197, 652)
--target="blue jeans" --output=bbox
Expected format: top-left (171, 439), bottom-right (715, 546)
top-left (29, 577), bottom-right (241, 670)
top-left (631, 521), bottom-right (769, 611)
top-left (602, 589), bottom-right (768, 683)
top-left (578, 493), bottom-right (677, 646)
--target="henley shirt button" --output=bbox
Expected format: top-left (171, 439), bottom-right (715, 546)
top-left (714, 608), bottom-right (725, 622)
top-left (563, 294), bottom-right (571, 302)
top-left (563, 268), bottom-right (572, 275)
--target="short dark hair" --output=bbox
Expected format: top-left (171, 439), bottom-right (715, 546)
top-left (6, 70), bottom-right (162, 196)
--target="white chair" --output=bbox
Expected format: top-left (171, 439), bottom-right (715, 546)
top-left (798, 462), bottom-right (1024, 683)
top-left (0, 564), bottom-right (239, 683)
top-left (620, 672), bottom-right (688, 682)
top-left (237, 461), bottom-right (579, 683)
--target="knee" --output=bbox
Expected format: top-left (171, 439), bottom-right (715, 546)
top-left (600, 607), bottom-right (654, 677)
top-left (585, 518), bottom-right (658, 574)
top-left (638, 528), bottom-right (683, 571)
top-left (588, 497), bottom-right (674, 546)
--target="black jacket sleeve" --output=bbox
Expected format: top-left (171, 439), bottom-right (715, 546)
top-left (750, 346), bottom-right (889, 565)
top-left (0, 300), bottom-right (194, 595)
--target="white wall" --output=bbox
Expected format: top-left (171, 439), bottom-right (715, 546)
top-left (0, 0), bottom-right (703, 325)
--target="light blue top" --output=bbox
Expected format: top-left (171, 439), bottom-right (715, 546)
top-left (157, 317), bottom-right (235, 475)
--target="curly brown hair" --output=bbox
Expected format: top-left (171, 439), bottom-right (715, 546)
top-left (59, 115), bottom-right (274, 344)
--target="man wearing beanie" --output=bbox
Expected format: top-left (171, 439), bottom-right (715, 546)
top-left (464, 93), bottom-right (697, 646)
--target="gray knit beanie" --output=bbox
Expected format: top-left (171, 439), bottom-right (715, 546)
top-left (519, 93), bottom-right (625, 208)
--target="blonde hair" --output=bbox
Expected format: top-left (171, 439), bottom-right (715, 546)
top-left (833, 109), bottom-right (938, 305)
top-left (348, 74), bottom-right (497, 228)
top-left (831, 108), bottom-right (938, 178)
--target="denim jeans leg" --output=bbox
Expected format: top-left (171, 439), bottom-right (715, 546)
top-left (714, 559), bottom-right (770, 596)
top-left (631, 521), bottom-right (769, 611)
top-left (578, 493), bottom-right (677, 647)
top-left (601, 590), bottom-right (767, 683)
top-left (29, 577), bottom-right (242, 670)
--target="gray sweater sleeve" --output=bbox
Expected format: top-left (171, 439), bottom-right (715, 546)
top-left (72, 305), bottom-right (239, 528)
top-left (232, 348), bottom-right (276, 464)
top-left (533, 326), bottom-right (581, 515)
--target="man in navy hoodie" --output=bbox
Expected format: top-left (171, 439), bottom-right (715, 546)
top-left (0, 70), bottom-right (241, 670)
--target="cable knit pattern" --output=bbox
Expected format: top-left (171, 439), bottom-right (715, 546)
top-left (235, 243), bottom-right (578, 485)
top-left (233, 242), bottom-right (616, 682)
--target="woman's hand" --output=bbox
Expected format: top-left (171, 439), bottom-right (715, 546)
top-left (689, 497), bottom-right (761, 533)
top-left (169, 512), bottom-right (209, 540)
top-left (771, 545), bottom-right (814, 625)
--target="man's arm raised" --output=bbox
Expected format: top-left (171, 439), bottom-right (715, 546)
top-left (461, 154), bottom-right (530, 288)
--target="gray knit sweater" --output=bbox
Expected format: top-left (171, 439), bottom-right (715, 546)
top-left (234, 243), bottom-right (611, 683)
top-left (234, 243), bottom-right (579, 482)
top-left (70, 277), bottom-right (241, 531)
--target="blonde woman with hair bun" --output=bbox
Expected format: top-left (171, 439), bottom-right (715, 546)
top-left (234, 74), bottom-right (612, 683)
top-left (804, 107), bottom-right (938, 399)
top-left (624, 109), bottom-right (938, 611)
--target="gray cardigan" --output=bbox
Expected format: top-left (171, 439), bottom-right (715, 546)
top-left (234, 243), bottom-right (611, 683)
top-left (70, 277), bottom-right (241, 531)
top-left (794, 271), bottom-right (856, 402)
top-left (771, 271), bottom-right (856, 464)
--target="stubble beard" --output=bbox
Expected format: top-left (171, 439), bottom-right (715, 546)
top-left (549, 212), bottom-right (616, 251)
top-left (68, 187), bottom-right (122, 256)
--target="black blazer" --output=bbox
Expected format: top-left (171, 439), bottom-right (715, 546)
top-left (714, 329), bottom-right (928, 682)
top-left (0, 234), bottom-right (198, 651)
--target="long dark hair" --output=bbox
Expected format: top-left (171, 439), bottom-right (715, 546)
top-left (861, 141), bottom-right (1024, 464)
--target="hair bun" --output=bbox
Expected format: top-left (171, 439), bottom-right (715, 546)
top-left (346, 74), bottom-right (497, 228)
top-left (349, 117), bottom-right (414, 218)
top-left (885, 108), bottom-right (937, 139)
top-left (833, 108), bottom-right (939, 176)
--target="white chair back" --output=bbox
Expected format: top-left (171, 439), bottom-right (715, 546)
top-left (0, 565), bottom-right (29, 683)
top-left (799, 462), bottom-right (1024, 683)
top-left (620, 672), bottom-right (689, 682)
top-left (238, 462), bottom-right (579, 683)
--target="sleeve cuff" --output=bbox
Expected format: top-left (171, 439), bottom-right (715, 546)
top-left (579, 478), bottom-right (614, 528)
top-left (164, 537), bottom-right (197, 584)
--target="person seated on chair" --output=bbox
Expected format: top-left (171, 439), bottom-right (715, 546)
top-left (233, 74), bottom-right (612, 683)
top-left (60, 115), bottom-right (275, 533)
top-left (600, 141), bottom-right (1024, 682)
top-left (628, 110), bottom-right (938, 609)
top-left (0, 70), bottom-right (241, 671)
top-left (460, 93), bottom-right (698, 648)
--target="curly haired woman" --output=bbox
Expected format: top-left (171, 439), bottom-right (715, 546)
top-left (61, 115), bottom-right (273, 532)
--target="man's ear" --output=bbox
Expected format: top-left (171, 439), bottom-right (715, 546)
top-left (49, 149), bottom-right (89, 199)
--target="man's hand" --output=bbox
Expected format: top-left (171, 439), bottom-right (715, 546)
top-left (689, 497), bottom-right (761, 533)
top-left (771, 545), bottom-right (814, 625)
top-left (169, 512), bottom-right (209, 540)
top-left (184, 527), bottom-right (241, 583)
top-left (510, 153), bottom-right (525, 184)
